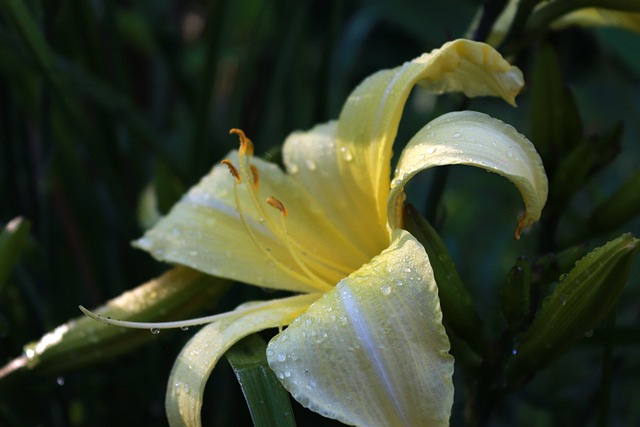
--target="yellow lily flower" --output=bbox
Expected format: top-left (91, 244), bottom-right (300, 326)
top-left (86, 39), bottom-right (547, 426)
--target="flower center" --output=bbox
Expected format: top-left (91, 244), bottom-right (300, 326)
top-left (223, 129), bottom-right (333, 293)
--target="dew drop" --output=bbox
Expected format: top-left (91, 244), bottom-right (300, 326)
top-left (453, 132), bottom-right (461, 138)
top-left (180, 326), bottom-right (190, 331)
top-left (305, 159), bottom-right (317, 170)
top-left (340, 146), bottom-right (354, 161)
top-left (289, 163), bottom-right (299, 174)
top-left (278, 372), bottom-right (285, 380)
top-left (511, 349), bottom-right (518, 356)
top-left (56, 376), bottom-right (65, 386)
top-left (426, 146), bottom-right (437, 155)
top-left (506, 150), bottom-right (514, 158)
top-left (381, 284), bottom-right (392, 296)
top-left (395, 279), bottom-right (403, 287)
top-left (276, 353), bottom-right (287, 362)
top-left (150, 328), bottom-right (160, 335)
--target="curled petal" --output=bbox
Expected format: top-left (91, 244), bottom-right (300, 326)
top-left (166, 294), bottom-right (319, 427)
top-left (387, 111), bottom-right (548, 238)
top-left (554, 9), bottom-right (640, 33)
top-left (332, 39), bottom-right (524, 231)
top-left (267, 230), bottom-right (454, 427)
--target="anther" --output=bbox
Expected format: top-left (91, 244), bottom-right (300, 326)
top-left (515, 214), bottom-right (527, 240)
top-left (250, 164), bottom-right (260, 190)
top-left (230, 128), bottom-right (254, 156)
top-left (221, 159), bottom-right (241, 183)
top-left (266, 197), bottom-right (288, 217)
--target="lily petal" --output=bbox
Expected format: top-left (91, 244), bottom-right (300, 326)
top-left (554, 9), bottom-right (640, 33)
top-left (282, 121), bottom-right (387, 261)
top-left (267, 230), bottom-right (454, 427)
top-left (330, 39), bottom-right (523, 232)
top-left (387, 111), bottom-right (548, 238)
top-left (135, 153), bottom-right (359, 292)
top-left (166, 293), bottom-right (320, 427)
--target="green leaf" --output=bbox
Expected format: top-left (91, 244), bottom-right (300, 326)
top-left (403, 204), bottom-right (488, 357)
top-left (0, 217), bottom-right (30, 297)
top-left (550, 123), bottom-right (621, 203)
top-left (587, 167), bottom-right (640, 235)
top-left (501, 257), bottom-right (532, 332)
top-left (226, 334), bottom-right (296, 427)
top-left (530, 42), bottom-right (583, 173)
top-left (507, 233), bottom-right (639, 388)
top-left (0, 268), bottom-right (230, 384)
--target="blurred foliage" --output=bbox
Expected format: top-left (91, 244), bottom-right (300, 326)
top-left (0, 0), bottom-right (639, 426)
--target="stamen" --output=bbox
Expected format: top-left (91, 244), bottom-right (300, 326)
top-left (226, 128), bottom-right (333, 292)
top-left (221, 159), bottom-right (241, 183)
top-left (266, 197), bottom-right (288, 217)
top-left (230, 180), bottom-right (322, 290)
top-left (250, 164), bottom-right (260, 190)
top-left (271, 205), bottom-right (332, 291)
top-left (230, 128), bottom-right (254, 156)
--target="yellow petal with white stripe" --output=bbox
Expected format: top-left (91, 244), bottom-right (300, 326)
top-left (267, 230), bottom-right (454, 427)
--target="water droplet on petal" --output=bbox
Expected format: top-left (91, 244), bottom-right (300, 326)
top-left (381, 284), bottom-right (392, 295)
top-left (305, 159), bottom-right (317, 170)
top-left (453, 132), bottom-right (461, 138)
top-left (426, 146), bottom-right (437, 155)
top-left (340, 146), bottom-right (353, 161)
top-left (56, 376), bottom-right (65, 386)
top-left (289, 163), bottom-right (299, 174)
top-left (150, 328), bottom-right (160, 335)
top-left (276, 353), bottom-right (286, 362)
top-left (506, 150), bottom-right (514, 158)
top-left (180, 326), bottom-right (190, 331)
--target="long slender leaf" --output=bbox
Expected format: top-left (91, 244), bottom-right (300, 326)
top-left (226, 334), bottom-right (296, 427)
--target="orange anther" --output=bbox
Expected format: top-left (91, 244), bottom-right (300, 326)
top-left (266, 197), bottom-right (288, 217)
top-left (515, 214), bottom-right (527, 240)
top-left (221, 159), bottom-right (241, 183)
top-left (250, 164), bottom-right (260, 190)
top-left (230, 128), bottom-right (254, 156)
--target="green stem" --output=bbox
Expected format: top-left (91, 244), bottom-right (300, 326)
top-left (191, 0), bottom-right (228, 175)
